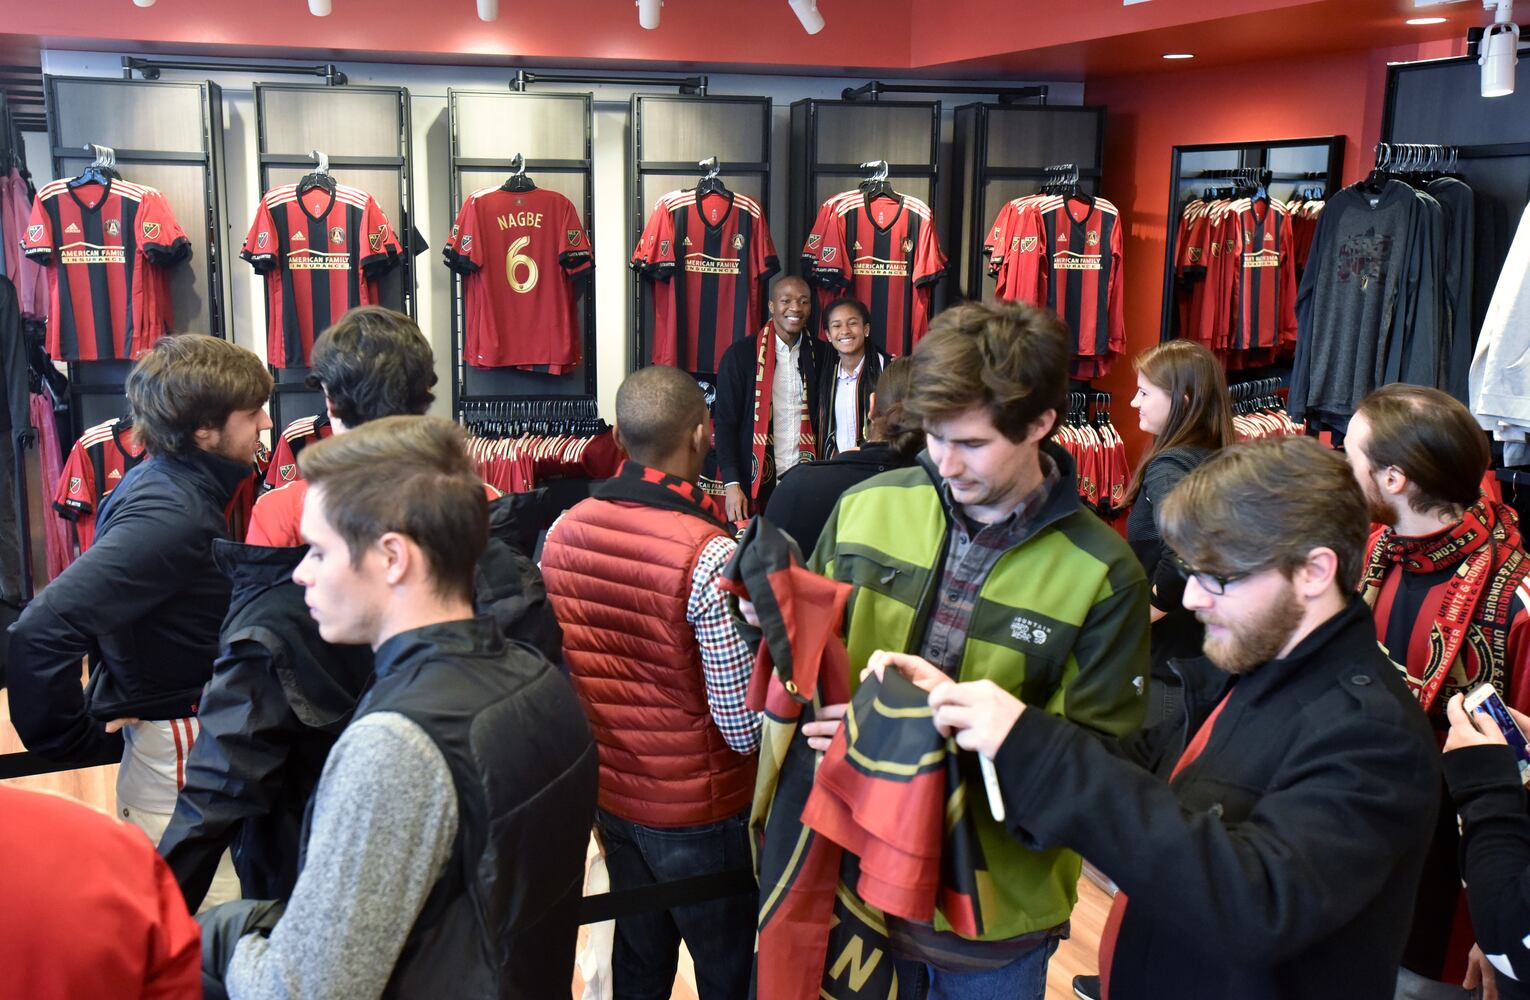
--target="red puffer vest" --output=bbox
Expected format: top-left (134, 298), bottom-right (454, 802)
top-left (541, 497), bottom-right (756, 827)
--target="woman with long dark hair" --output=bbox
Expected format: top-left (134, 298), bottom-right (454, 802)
top-left (1122, 339), bottom-right (1236, 724)
top-left (814, 297), bottom-right (890, 459)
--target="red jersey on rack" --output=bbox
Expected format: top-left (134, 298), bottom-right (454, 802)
top-left (802, 190), bottom-right (947, 356)
top-left (443, 185), bottom-right (592, 373)
top-left (989, 195), bottom-right (1125, 376)
top-left (263, 410), bottom-right (335, 488)
top-left (23, 178), bottom-right (190, 362)
top-left (53, 417), bottom-right (147, 552)
top-left (241, 182), bottom-right (401, 369)
top-left (632, 189), bottom-right (778, 374)
top-left (1226, 198), bottom-right (1298, 356)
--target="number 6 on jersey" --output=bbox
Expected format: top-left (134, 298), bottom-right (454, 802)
top-left (506, 235), bottom-right (539, 293)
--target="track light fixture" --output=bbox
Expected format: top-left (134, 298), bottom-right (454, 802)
top-left (132, 0), bottom-right (156, 7)
top-left (790, 0), bottom-right (826, 34)
top-left (638, 0), bottom-right (662, 29)
top-left (1481, 0), bottom-right (1519, 97)
top-left (477, 0), bottom-right (499, 19)
top-left (308, 0), bottom-right (332, 15)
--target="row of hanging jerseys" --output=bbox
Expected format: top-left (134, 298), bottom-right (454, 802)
top-left (1169, 188), bottom-right (1325, 371)
top-left (1054, 394), bottom-right (1128, 517)
top-left (631, 170), bottom-right (948, 375)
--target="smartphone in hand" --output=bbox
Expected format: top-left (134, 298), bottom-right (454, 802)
top-left (1465, 683), bottom-right (1530, 785)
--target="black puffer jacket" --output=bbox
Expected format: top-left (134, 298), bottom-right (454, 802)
top-left (159, 495), bottom-right (562, 909)
top-left (8, 448), bottom-right (253, 763)
top-left (995, 598), bottom-right (1440, 1000)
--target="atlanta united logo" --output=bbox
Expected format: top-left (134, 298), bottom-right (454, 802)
top-left (901, 238), bottom-right (913, 254)
top-left (1086, 230), bottom-right (1101, 247)
top-left (732, 234), bottom-right (745, 250)
top-left (330, 227), bottom-right (345, 245)
top-left (106, 219), bottom-right (120, 237)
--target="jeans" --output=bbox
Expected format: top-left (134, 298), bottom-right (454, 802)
top-left (904, 937), bottom-right (1061, 1000)
top-left (595, 807), bottom-right (755, 1000)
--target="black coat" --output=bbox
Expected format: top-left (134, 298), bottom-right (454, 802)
top-left (713, 328), bottom-right (825, 489)
top-left (159, 495), bottom-right (563, 909)
top-left (763, 441), bottom-right (913, 555)
top-left (995, 598), bottom-right (1439, 1000)
top-left (8, 448), bottom-right (253, 763)
top-left (814, 348), bottom-right (888, 460)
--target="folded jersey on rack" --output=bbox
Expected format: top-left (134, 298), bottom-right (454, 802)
top-left (23, 177), bottom-right (190, 362)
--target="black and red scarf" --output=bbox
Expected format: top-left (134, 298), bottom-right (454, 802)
top-left (1361, 499), bottom-right (1530, 712)
top-left (749, 323), bottom-right (817, 500)
top-left (720, 518), bottom-right (984, 999)
top-left (593, 459), bottom-right (731, 531)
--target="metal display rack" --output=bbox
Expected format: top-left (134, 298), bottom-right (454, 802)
top-left (446, 89), bottom-right (596, 416)
top-left (251, 82), bottom-right (417, 432)
top-left (629, 93), bottom-right (772, 375)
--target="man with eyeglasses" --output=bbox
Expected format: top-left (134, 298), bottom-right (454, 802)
top-left (872, 435), bottom-right (1440, 1000)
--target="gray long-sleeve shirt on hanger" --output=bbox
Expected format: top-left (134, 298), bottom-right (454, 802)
top-left (1291, 179), bottom-right (1443, 430)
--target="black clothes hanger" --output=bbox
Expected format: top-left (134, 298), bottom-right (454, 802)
top-left (502, 153), bottom-right (536, 192)
top-left (68, 144), bottom-right (121, 189)
top-left (858, 159), bottom-right (897, 202)
top-left (297, 149), bottom-right (336, 196)
top-left (694, 155), bottom-right (730, 198)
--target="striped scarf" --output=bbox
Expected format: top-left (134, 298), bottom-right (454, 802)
top-left (749, 323), bottom-right (817, 501)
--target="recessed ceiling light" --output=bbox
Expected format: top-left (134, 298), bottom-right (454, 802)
top-left (1406, 16), bottom-right (1447, 24)
top-left (1162, 53), bottom-right (1195, 60)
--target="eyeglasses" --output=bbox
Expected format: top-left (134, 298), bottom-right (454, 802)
top-left (1168, 552), bottom-right (1256, 596)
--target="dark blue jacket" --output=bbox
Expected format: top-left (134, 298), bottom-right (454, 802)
top-left (7, 447), bottom-right (250, 762)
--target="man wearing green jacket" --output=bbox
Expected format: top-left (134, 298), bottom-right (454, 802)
top-left (807, 300), bottom-right (1150, 1000)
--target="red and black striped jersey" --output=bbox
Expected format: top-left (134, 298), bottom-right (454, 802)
top-left (989, 195), bottom-right (1125, 376)
top-left (53, 418), bottom-right (147, 552)
top-left (631, 189), bottom-right (778, 374)
top-left (262, 410), bottom-right (334, 489)
top-left (23, 178), bottom-right (190, 362)
top-left (801, 191), bottom-right (947, 357)
top-left (241, 182), bottom-right (401, 369)
top-left (1226, 198), bottom-right (1298, 355)
top-left (443, 186), bottom-right (592, 373)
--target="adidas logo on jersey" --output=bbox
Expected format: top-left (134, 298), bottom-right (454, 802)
top-left (65, 223), bottom-right (81, 234)
top-left (107, 469), bottom-right (122, 480)
top-left (682, 237), bottom-right (694, 247)
top-left (853, 241), bottom-right (863, 251)
top-left (292, 231), bottom-right (307, 242)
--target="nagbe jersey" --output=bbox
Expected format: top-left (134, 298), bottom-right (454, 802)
top-left (631, 189), bottom-right (778, 374)
top-left (444, 186), bottom-right (592, 373)
top-left (802, 190), bottom-right (947, 356)
top-left (23, 178), bottom-right (190, 362)
top-left (242, 182), bottom-right (401, 369)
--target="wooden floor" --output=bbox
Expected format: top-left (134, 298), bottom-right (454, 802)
top-left (2, 703), bottom-right (1106, 1000)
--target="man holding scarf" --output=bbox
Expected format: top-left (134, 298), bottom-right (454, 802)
top-left (541, 365), bottom-right (760, 1000)
top-left (1344, 383), bottom-right (1530, 1000)
top-left (715, 275), bottom-right (825, 521)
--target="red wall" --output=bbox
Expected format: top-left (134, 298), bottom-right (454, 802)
top-left (1082, 39), bottom-right (1461, 467)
